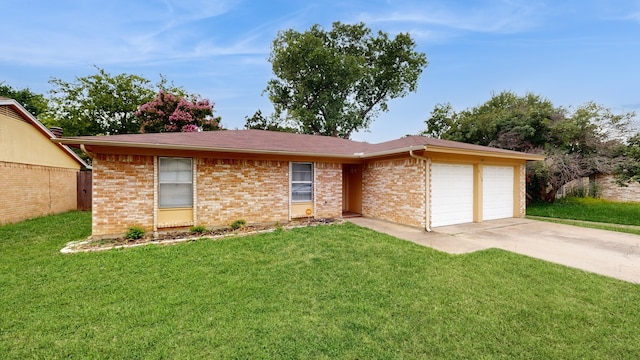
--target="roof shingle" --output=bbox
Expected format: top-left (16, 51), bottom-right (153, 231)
top-left (56, 129), bottom-right (543, 159)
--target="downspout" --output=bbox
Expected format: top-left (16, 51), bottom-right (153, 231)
top-left (409, 148), bottom-right (432, 232)
top-left (80, 144), bottom-right (94, 160)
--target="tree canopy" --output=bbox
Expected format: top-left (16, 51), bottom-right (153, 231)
top-left (265, 22), bottom-right (427, 139)
top-left (615, 133), bottom-right (640, 185)
top-left (423, 91), bottom-right (637, 202)
top-left (0, 82), bottom-right (49, 118)
top-left (46, 67), bottom-right (209, 136)
top-left (136, 91), bottom-right (221, 133)
top-left (244, 110), bottom-right (297, 133)
top-left (48, 67), bottom-right (157, 136)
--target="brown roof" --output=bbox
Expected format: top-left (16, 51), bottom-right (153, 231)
top-left (62, 130), bottom-right (368, 156)
top-left (54, 129), bottom-right (544, 160)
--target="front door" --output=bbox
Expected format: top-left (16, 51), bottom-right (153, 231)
top-left (342, 164), bottom-right (362, 214)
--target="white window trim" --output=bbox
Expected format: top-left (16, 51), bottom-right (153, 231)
top-left (153, 156), bottom-right (158, 234)
top-left (158, 156), bottom-right (194, 209)
top-left (290, 162), bottom-right (314, 203)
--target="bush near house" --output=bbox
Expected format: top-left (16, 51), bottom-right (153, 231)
top-left (1, 211), bottom-right (640, 358)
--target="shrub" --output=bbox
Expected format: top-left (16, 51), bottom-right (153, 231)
top-left (125, 226), bottom-right (146, 240)
top-left (230, 219), bottom-right (247, 230)
top-left (590, 181), bottom-right (602, 198)
top-left (190, 225), bottom-right (207, 234)
top-left (564, 181), bottom-right (602, 199)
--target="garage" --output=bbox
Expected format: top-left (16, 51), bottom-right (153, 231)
top-left (431, 163), bottom-right (474, 227)
top-left (482, 165), bottom-right (514, 220)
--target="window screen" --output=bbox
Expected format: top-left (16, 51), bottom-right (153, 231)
top-left (159, 157), bottom-right (193, 208)
top-left (291, 162), bottom-right (313, 202)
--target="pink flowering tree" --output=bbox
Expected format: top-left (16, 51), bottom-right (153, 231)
top-left (135, 91), bottom-right (221, 133)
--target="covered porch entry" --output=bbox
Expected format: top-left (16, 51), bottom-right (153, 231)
top-left (342, 164), bottom-right (363, 218)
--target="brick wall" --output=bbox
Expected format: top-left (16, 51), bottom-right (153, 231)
top-left (196, 159), bottom-right (289, 226)
top-left (90, 155), bottom-right (348, 237)
top-left (315, 162), bottom-right (342, 218)
top-left (0, 161), bottom-right (77, 225)
top-left (519, 164), bottom-right (526, 217)
top-left (596, 174), bottom-right (640, 203)
top-left (362, 158), bottom-right (425, 228)
top-left (92, 154), bottom-right (154, 236)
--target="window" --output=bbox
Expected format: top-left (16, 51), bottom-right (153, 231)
top-left (158, 157), bottom-right (193, 208)
top-left (291, 162), bottom-right (313, 202)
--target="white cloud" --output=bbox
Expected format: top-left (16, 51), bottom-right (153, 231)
top-left (0, 0), bottom-right (261, 66)
top-left (625, 11), bottom-right (640, 22)
top-left (357, 0), bottom-right (544, 34)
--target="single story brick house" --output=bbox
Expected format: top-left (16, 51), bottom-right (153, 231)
top-left (54, 130), bottom-right (543, 238)
top-left (0, 97), bottom-right (88, 225)
top-left (559, 174), bottom-right (640, 203)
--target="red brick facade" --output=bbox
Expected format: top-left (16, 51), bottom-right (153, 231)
top-left (362, 158), bottom-right (426, 228)
top-left (196, 159), bottom-right (290, 227)
top-left (92, 154), bottom-right (155, 236)
top-left (315, 162), bottom-right (343, 218)
top-left (0, 161), bottom-right (78, 225)
top-left (90, 154), bottom-right (344, 237)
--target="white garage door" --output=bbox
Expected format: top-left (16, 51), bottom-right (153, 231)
top-left (482, 166), bottom-right (514, 220)
top-left (431, 163), bottom-right (474, 227)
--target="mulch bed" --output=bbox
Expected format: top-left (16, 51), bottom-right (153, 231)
top-left (61, 218), bottom-right (340, 253)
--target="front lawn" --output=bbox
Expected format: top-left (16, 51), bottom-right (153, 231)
top-left (527, 197), bottom-right (640, 226)
top-left (2, 212), bottom-right (640, 358)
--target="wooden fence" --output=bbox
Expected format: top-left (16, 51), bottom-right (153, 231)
top-left (77, 170), bottom-right (92, 211)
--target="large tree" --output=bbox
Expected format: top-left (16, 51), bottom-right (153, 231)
top-left (244, 110), bottom-right (298, 133)
top-left (0, 82), bottom-right (49, 118)
top-left (265, 22), bottom-right (428, 139)
top-left (615, 133), bottom-right (640, 184)
top-left (424, 92), bottom-right (559, 152)
top-left (47, 67), bottom-right (192, 136)
top-left (48, 67), bottom-right (155, 136)
top-left (423, 91), bottom-right (636, 202)
top-left (136, 91), bottom-right (221, 133)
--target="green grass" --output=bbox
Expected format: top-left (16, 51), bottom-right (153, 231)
top-left (527, 197), bottom-right (640, 226)
top-left (2, 211), bottom-right (640, 358)
top-left (526, 216), bottom-right (640, 236)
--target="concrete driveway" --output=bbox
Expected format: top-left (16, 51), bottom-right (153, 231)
top-left (348, 217), bottom-right (640, 284)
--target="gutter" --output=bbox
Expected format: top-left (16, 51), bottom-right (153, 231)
top-left (360, 145), bottom-right (429, 159)
top-left (80, 144), bottom-right (94, 160)
top-left (409, 147), bottom-right (432, 232)
top-left (53, 138), bottom-right (362, 159)
top-left (53, 137), bottom-right (545, 162)
top-left (425, 145), bottom-right (545, 161)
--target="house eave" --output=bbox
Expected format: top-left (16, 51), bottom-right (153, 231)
top-left (361, 145), bottom-right (427, 158)
top-left (52, 138), bottom-right (362, 159)
top-left (53, 138), bottom-right (546, 161)
top-left (424, 145), bottom-right (545, 161)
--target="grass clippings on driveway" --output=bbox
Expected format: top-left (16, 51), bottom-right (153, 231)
top-left (1, 211), bottom-right (640, 359)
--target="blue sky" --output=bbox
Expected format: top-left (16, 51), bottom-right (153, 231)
top-left (1, 0), bottom-right (639, 143)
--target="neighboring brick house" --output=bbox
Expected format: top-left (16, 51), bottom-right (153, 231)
top-left (558, 175), bottom-right (640, 203)
top-left (556, 174), bottom-right (640, 203)
top-left (55, 130), bottom-right (543, 238)
top-left (596, 174), bottom-right (640, 202)
top-left (0, 97), bottom-right (88, 225)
